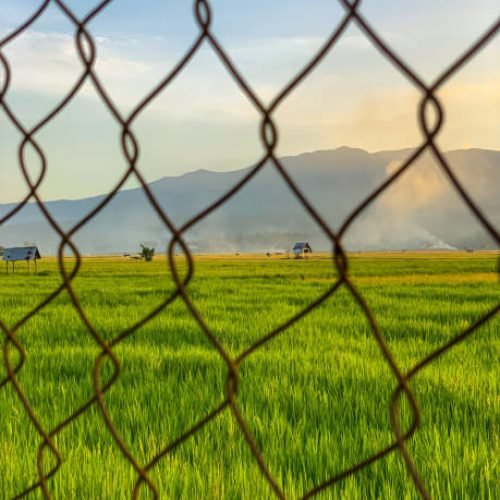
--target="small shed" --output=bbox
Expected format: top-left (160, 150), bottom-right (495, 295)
top-left (292, 242), bottom-right (312, 259)
top-left (2, 246), bottom-right (41, 273)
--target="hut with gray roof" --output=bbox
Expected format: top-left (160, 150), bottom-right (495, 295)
top-left (2, 246), bottom-right (41, 273)
top-left (292, 242), bottom-right (312, 259)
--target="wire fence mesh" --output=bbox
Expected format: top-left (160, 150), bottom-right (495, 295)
top-left (0, 1), bottom-right (499, 498)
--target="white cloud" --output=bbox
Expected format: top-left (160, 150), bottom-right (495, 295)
top-left (2, 31), bottom-right (160, 103)
top-left (2, 30), bottom-right (375, 98)
top-left (1, 30), bottom-right (263, 120)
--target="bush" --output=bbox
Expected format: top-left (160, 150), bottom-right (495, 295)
top-left (140, 245), bottom-right (155, 262)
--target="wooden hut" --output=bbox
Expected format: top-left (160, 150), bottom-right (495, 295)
top-left (2, 246), bottom-right (41, 273)
top-left (292, 242), bottom-right (312, 259)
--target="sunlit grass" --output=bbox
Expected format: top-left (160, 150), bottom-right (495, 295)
top-left (0, 253), bottom-right (498, 498)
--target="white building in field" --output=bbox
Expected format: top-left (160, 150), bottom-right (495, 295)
top-left (292, 242), bottom-right (312, 259)
top-left (2, 246), bottom-right (41, 273)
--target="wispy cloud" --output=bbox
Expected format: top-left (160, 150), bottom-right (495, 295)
top-left (2, 29), bottom-right (382, 108)
top-left (3, 31), bottom-right (158, 101)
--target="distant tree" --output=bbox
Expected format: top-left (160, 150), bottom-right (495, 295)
top-left (140, 244), bottom-right (155, 262)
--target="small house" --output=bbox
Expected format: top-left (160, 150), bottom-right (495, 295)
top-left (2, 246), bottom-right (41, 273)
top-left (292, 242), bottom-right (312, 259)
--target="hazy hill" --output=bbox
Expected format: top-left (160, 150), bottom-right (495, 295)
top-left (0, 147), bottom-right (498, 254)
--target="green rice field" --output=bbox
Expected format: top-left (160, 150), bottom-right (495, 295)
top-left (0, 252), bottom-right (498, 498)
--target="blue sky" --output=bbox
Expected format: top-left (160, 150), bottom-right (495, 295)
top-left (0, 0), bottom-right (499, 202)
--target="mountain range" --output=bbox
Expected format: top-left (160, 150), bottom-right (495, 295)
top-left (0, 146), bottom-right (498, 254)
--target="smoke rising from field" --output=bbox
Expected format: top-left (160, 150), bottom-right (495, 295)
top-left (344, 156), bottom-right (454, 250)
top-left (344, 150), bottom-right (499, 251)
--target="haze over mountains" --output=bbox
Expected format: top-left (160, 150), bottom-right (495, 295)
top-left (0, 147), bottom-right (498, 254)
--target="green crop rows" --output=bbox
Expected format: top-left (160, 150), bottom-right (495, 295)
top-left (0, 253), bottom-right (498, 498)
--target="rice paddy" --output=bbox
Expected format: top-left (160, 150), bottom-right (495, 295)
top-left (0, 252), bottom-right (498, 499)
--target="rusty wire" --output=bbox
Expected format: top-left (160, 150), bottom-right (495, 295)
top-left (0, 0), bottom-right (499, 498)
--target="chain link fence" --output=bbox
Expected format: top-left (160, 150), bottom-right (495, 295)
top-left (0, 1), bottom-right (499, 498)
